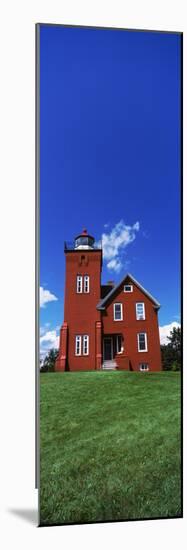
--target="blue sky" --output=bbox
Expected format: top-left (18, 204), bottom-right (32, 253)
top-left (39, 25), bottom-right (181, 354)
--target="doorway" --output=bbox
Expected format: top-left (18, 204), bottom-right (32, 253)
top-left (103, 337), bottom-right (113, 361)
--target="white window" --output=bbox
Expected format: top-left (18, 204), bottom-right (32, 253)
top-left (77, 275), bottom-right (82, 293)
top-left (136, 302), bottom-right (145, 320)
top-left (83, 335), bottom-right (89, 355)
top-left (75, 335), bottom-right (81, 355)
top-left (116, 335), bottom-right (123, 353)
top-left (124, 284), bottom-right (133, 292)
top-left (114, 303), bottom-right (123, 321)
top-left (137, 332), bottom-right (148, 352)
top-left (139, 363), bottom-right (149, 372)
top-left (84, 275), bottom-right (90, 293)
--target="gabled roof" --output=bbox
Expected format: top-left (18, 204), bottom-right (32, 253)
top-left (101, 283), bottom-right (114, 299)
top-left (97, 273), bottom-right (161, 310)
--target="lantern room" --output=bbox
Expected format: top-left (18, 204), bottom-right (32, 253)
top-left (74, 228), bottom-right (95, 250)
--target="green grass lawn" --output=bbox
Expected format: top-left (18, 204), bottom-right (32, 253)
top-left (40, 371), bottom-right (182, 525)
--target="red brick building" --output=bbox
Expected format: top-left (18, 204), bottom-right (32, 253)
top-left (55, 229), bottom-right (162, 372)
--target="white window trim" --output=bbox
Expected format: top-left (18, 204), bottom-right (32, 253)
top-left (76, 275), bottom-right (83, 293)
top-left (124, 284), bottom-right (133, 293)
top-left (136, 302), bottom-right (145, 320)
top-left (84, 275), bottom-right (90, 293)
top-left (75, 335), bottom-right (82, 355)
top-left (116, 335), bottom-right (123, 354)
top-left (113, 303), bottom-right (123, 321)
top-left (139, 363), bottom-right (149, 371)
top-left (83, 335), bottom-right (89, 356)
top-left (137, 332), bottom-right (148, 352)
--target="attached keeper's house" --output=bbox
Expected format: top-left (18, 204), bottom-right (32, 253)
top-left (55, 229), bottom-right (162, 372)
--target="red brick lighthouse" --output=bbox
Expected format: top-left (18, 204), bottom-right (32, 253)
top-left (55, 229), bottom-right (162, 372)
top-left (55, 229), bottom-right (103, 371)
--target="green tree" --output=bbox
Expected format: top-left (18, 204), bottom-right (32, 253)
top-left (161, 344), bottom-right (174, 371)
top-left (161, 326), bottom-right (181, 371)
top-left (167, 326), bottom-right (181, 351)
top-left (40, 348), bottom-right (58, 372)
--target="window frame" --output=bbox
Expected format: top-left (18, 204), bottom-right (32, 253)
top-left (137, 332), bottom-right (148, 352)
top-left (113, 303), bottom-right (123, 321)
top-left (75, 335), bottom-right (82, 355)
top-left (139, 363), bottom-right (149, 372)
top-left (116, 334), bottom-right (123, 354)
top-left (84, 275), bottom-right (90, 293)
top-left (124, 284), bottom-right (133, 293)
top-left (76, 275), bottom-right (83, 293)
top-left (136, 302), bottom-right (145, 320)
top-left (83, 334), bottom-right (89, 355)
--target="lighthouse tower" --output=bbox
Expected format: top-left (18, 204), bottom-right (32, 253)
top-left (55, 229), bottom-right (102, 371)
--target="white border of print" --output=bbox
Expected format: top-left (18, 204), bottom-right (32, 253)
top-left (0, 1), bottom-right (186, 550)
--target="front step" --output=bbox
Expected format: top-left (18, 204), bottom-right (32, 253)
top-left (102, 360), bottom-right (117, 370)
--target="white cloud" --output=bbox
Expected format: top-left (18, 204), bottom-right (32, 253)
top-left (40, 286), bottom-right (58, 308)
top-left (101, 220), bottom-right (140, 272)
top-left (107, 258), bottom-right (122, 273)
top-left (40, 322), bottom-right (51, 336)
top-left (40, 328), bottom-right (60, 359)
top-left (159, 322), bottom-right (180, 345)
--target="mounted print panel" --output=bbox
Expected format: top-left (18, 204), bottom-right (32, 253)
top-left (36, 24), bottom-right (182, 526)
